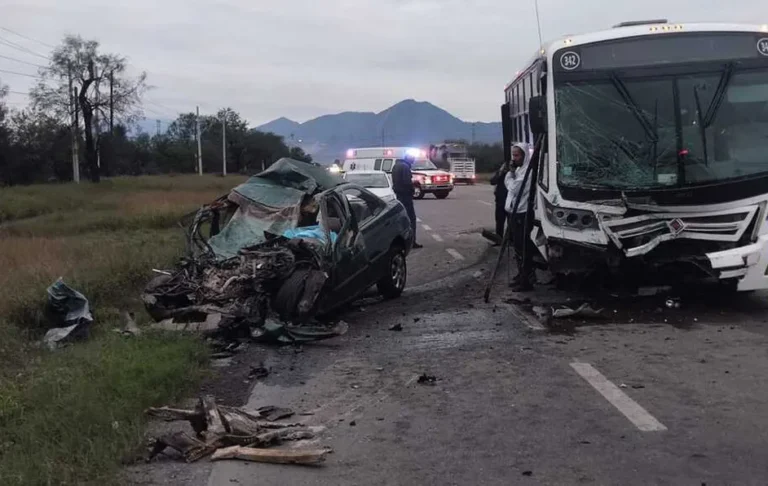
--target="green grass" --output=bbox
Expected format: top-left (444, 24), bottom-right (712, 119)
top-left (0, 174), bottom-right (243, 485)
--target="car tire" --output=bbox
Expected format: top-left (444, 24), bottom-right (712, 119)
top-left (435, 190), bottom-right (450, 199)
top-left (377, 244), bottom-right (407, 299)
top-left (413, 184), bottom-right (425, 200)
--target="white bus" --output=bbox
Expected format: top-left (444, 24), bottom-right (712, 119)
top-left (504, 20), bottom-right (768, 291)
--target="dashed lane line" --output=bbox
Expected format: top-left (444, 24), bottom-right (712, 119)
top-left (432, 234), bottom-right (444, 242)
top-left (570, 362), bottom-right (667, 432)
top-left (417, 217), bottom-right (423, 223)
top-left (422, 224), bottom-right (433, 231)
top-left (477, 200), bottom-right (493, 207)
top-left (446, 248), bottom-right (465, 261)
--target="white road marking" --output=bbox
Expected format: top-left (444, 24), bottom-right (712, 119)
top-left (570, 362), bottom-right (667, 432)
top-left (446, 248), bottom-right (465, 261)
top-left (477, 200), bottom-right (493, 207)
top-left (417, 217), bottom-right (423, 223)
top-left (432, 234), bottom-right (444, 242)
top-left (422, 224), bottom-right (433, 231)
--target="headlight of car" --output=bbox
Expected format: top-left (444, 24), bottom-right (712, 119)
top-left (543, 198), bottom-right (599, 231)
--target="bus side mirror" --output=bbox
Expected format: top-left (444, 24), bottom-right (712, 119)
top-left (529, 96), bottom-right (547, 136)
top-left (500, 102), bottom-right (512, 163)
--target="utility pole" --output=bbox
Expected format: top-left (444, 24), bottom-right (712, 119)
top-left (94, 66), bottom-right (101, 169)
top-left (72, 86), bottom-right (81, 183)
top-left (196, 106), bottom-right (203, 175)
top-left (471, 122), bottom-right (476, 145)
top-left (156, 119), bottom-right (161, 137)
top-left (221, 110), bottom-right (227, 176)
top-left (109, 70), bottom-right (114, 134)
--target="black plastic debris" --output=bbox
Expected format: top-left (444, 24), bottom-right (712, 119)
top-left (417, 374), bottom-right (437, 385)
top-left (42, 278), bottom-right (94, 349)
top-left (389, 324), bottom-right (403, 332)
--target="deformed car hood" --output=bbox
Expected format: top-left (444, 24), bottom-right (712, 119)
top-left (206, 158), bottom-right (344, 260)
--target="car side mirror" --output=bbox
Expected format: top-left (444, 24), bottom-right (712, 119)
top-left (529, 96), bottom-right (547, 136)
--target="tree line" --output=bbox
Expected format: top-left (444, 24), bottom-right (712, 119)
top-left (0, 35), bottom-right (310, 187)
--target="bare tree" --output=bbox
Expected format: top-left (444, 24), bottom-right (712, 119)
top-left (31, 35), bottom-right (147, 182)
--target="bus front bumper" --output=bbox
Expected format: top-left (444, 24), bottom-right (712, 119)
top-left (707, 235), bottom-right (768, 291)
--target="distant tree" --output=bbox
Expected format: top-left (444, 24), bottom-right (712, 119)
top-left (31, 35), bottom-right (147, 182)
top-left (289, 146), bottom-right (313, 163)
top-left (0, 82), bottom-right (12, 186)
top-left (467, 142), bottom-right (504, 173)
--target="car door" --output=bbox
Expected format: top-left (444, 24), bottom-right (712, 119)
top-left (339, 185), bottom-right (391, 285)
top-left (325, 190), bottom-right (370, 307)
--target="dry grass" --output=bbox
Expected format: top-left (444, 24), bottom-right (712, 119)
top-left (0, 174), bottom-right (245, 485)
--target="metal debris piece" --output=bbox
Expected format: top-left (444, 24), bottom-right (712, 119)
top-left (42, 279), bottom-right (94, 349)
top-left (389, 323), bottom-right (403, 332)
top-left (551, 303), bottom-right (604, 319)
top-left (210, 446), bottom-right (331, 465)
top-left (146, 396), bottom-right (320, 465)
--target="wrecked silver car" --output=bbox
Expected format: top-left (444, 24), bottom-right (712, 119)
top-left (143, 158), bottom-right (413, 342)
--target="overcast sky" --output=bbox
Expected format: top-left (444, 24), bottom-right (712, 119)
top-left (1, 0), bottom-right (765, 126)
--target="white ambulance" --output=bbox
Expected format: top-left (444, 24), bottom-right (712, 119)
top-left (342, 147), bottom-right (454, 199)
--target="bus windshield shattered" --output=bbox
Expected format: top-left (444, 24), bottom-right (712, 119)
top-left (556, 65), bottom-right (768, 190)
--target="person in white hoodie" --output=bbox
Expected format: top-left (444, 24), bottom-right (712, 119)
top-left (504, 143), bottom-right (536, 291)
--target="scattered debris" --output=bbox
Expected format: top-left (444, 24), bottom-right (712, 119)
top-left (417, 374), bottom-right (438, 385)
top-left (248, 363), bottom-right (270, 380)
top-left (552, 303), bottom-right (604, 319)
top-left (665, 298), bottom-right (682, 309)
top-left (637, 286), bottom-right (672, 297)
top-left (42, 278), bottom-right (93, 349)
top-left (146, 396), bottom-right (326, 465)
top-left (522, 471), bottom-right (533, 477)
top-left (389, 324), bottom-right (403, 332)
top-left (211, 446), bottom-right (331, 465)
top-left (349, 420), bottom-right (357, 427)
top-left (114, 311), bottom-right (142, 337)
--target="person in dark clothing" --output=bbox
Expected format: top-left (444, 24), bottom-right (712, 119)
top-left (489, 160), bottom-right (510, 242)
top-left (391, 154), bottom-right (423, 249)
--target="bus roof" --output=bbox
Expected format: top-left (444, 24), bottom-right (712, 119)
top-left (505, 22), bottom-right (768, 89)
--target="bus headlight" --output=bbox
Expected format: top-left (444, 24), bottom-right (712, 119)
top-left (544, 199), bottom-right (599, 230)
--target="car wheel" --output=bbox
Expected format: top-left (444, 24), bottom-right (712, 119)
top-left (413, 184), bottom-right (425, 200)
top-left (377, 244), bottom-right (407, 299)
top-left (435, 190), bottom-right (450, 199)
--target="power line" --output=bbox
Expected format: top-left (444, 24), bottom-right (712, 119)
top-left (0, 67), bottom-right (42, 78)
top-left (0, 35), bottom-right (50, 60)
top-left (8, 90), bottom-right (29, 96)
top-left (0, 53), bottom-right (46, 69)
top-left (0, 26), bottom-right (56, 49)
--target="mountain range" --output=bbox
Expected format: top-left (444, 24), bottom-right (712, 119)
top-left (255, 99), bottom-right (502, 162)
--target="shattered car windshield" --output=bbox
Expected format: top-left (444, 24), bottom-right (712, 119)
top-left (555, 66), bottom-right (768, 189)
top-left (344, 173), bottom-right (390, 188)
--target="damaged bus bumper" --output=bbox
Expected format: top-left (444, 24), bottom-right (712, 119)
top-left (541, 198), bottom-right (768, 291)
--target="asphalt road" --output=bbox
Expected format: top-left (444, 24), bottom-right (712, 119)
top-left (401, 183), bottom-right (496, 287)
top-left (128, 182), bottom-right (768, 486)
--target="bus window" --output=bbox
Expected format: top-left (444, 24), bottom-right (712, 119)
top-left (382, 159), bottom-right (394, 172)
top-left (524, 114), bottom-right (530, 143)
top-left (374, 159), bottom-right (383, 170)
